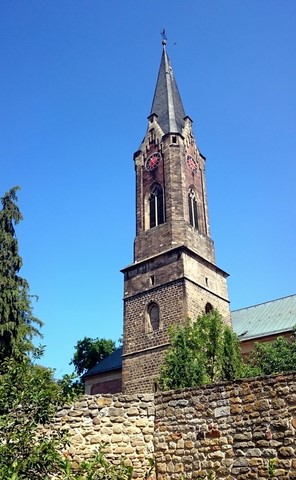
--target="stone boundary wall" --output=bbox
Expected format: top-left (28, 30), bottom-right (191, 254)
top-left (154, 372), bottom-right (296, 479)
top-left (49, 374), bottom-right (296, 479)
top-left (50, 393), bottom-right (155, 478)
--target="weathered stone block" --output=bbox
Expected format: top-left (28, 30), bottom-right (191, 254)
top-left (214, 405), bottom-right (230, 418)
top-left (234, 432), bottom-right (252, 441)
top-left (96, 397), bottom-right (113, 408)
top-left (279, 446), bottom-right (295, 457)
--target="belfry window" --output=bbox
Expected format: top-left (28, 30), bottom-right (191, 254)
top-left (149, 184), bottom-right (164, 228)
top-left (188, 188), bottom-right (198, 229)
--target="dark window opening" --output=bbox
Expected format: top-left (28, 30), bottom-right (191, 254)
top-left (188, 189), bottom-right (198, 229)
top-left (149, 184), bottom-right (165, 228)
top-left (149, 128), bottom-right (155, 144)
top-left (150, 275), bottom-right (155, 286)
top-left (147, 302), bottom-right (160, 332)
top-left (205, 302), bottom-right (213, 314)
top-left (172, 136), bottom-right (177, 143)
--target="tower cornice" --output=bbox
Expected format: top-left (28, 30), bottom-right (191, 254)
top-left (121, 244), bottom-right (229, 278)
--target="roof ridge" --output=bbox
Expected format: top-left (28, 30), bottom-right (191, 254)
top-left (231, 293), bottom-right (296, 313)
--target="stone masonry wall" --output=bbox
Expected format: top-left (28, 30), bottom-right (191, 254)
top-left (154, 373), bottom-right (296, 480)
top-left (49, 393), bottom-right (155, 478)
top-left (122, 279), bottom-right (186, 393)
top-left (48, 374), bottom-right (296, 479)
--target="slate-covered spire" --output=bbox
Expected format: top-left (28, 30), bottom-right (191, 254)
top-left (150, 40), bottom-right (186, 135)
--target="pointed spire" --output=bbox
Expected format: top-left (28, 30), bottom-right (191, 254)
top-left (150, 40), bottom-right (186, 135)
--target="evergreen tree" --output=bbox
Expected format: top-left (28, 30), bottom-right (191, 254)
top-left (0, 186), bottom-right (42, 363)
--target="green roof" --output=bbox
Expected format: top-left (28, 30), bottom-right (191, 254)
top-left (231, 294), bottom-right (296, 341)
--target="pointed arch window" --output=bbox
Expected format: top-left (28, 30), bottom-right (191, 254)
top-left (205, 302), bottom-right (213, 314)
top-left (149, 184), bottom-right (165, 228)
top-left (146, 302), bottom-right (160, 333)
top-left (188, 188), bottom-right (198, 229)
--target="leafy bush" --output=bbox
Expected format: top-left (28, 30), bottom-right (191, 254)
top-left (243, 329), bottom-right (296, 377)
top-left (0, 349), bottom-right (76, 480)
top-left (58, 444), bottom-right (136, 480)
top-left (0, 351), bottom-right (154, 479)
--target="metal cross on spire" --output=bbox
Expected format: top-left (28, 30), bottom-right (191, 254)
top-left (151, 29), bottom-right (186, 134)
top-left (161, 28), bottom-right (167, 45)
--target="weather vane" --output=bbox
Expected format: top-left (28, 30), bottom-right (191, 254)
top-left (161, 28), bottom-right (167, 45)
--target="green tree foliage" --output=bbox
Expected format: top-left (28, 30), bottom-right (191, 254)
top-left (0, 187), bottom-right (149, 479)
top-left (71, 336), bottom-right (116, 377)
top-left (222, 324), bottom-right (243, 381)
top-left (244, 329), bottom-right (296, 377)
top-left (61, 444), bottom-right (136, 480)
top-left (0, 350), bottom-right (139, 479)
top-left (0, 349), bottom-right (75, 479)
top-left (0, 186), bottom-right (42, 363)
top-left (158, 310), bottom-right (243, 390)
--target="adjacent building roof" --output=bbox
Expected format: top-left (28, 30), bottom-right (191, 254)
top-left (82, 347), bottom-right (123, 378)
top-left (232, 294), bottom-right (296, 341)
top-left (150, 42), bottom-right (186, 135)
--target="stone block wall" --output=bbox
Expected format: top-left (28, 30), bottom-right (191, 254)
top-left (47, 374), bottom-right (296, 479)
top-left (122, 248), bottom-right (230, 394)
top-left (122, 278), bottom-right (185, 394)
top-left (154, 373), bottom-right (296, 479)
top-left (49, 393), bottom-right (155, 478)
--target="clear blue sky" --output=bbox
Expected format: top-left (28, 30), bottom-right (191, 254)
top-left (1, 1), bottom-right (295, 377)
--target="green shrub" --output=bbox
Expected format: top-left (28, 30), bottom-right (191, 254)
top-left (159, 310), bottom-right (242, 390)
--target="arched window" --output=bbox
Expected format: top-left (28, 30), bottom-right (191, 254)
top-left (146, 302), bottom-right (160, 332)
top-left (188, 188), bottom-right (198, 229)
top-left (149, 184), bottom-right (164, 228)
top-left (205, 302), bottom-right (213, 314)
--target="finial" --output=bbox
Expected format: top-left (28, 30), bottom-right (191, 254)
top-left (161, 28), bottom-right (167, 46)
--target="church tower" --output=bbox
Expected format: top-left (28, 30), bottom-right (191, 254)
top-left (121, 39), bottom-right (230, 394)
